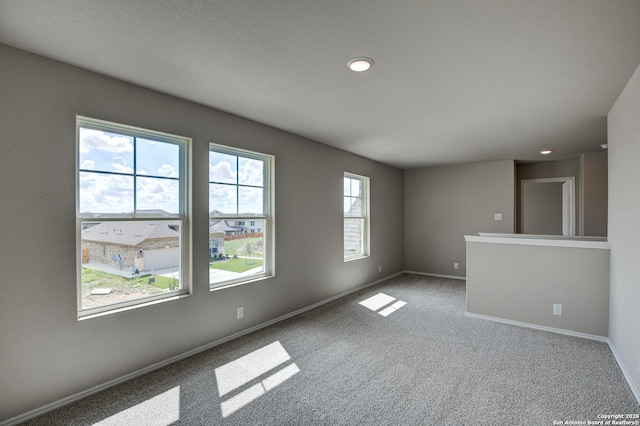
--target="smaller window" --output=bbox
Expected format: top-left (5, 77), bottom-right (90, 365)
top-left (344, 172), bottom-right (370, 260)
top-left (209, 144), bottom-right (274, 288)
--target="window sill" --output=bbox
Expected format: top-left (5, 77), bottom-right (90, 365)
top-left (210, 274), bottom-right (274, 292)
top-left (78, 291), bottom-right (191, 321)
top-left (344, 254), bottom-right (369, 263)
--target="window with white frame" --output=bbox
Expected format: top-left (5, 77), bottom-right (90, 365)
top-left (76, 116), bottom-right (190, 316)
top-left (344, 172), bottom-right (369, 260)
top-left (209, 144), bottom-right (273, 287)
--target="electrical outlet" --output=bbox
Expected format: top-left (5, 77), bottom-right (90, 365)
top-left (379, 265), bottom-right (382, 273)
top-left (454, 262), bottom-right (459, 270)
top-left (237, 307), bottom-right (244, 319)
top-left (553, 304), bottom-right (563, 316)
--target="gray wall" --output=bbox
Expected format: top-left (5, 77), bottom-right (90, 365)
top-left (403, 160), bottom-right (515, 277)
top-left (579, 151), bottom-right (608, 237)
top-left (608, 63), bottom-right (640, 399)
top-left (466, 240), bottom-right (610, 337)
top-left (516, 160), bottom-right (579, 233)
top-left (0, 44), bottom-right (404, 421)
top-left (522, 181), bottom-right (563, 235)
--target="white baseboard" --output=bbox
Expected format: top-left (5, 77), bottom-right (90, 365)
top-left (463, 312), bottom-right (609, 342)
top-left (403, 270), bottom-right (466, 281)
top-left (1, 272), bottom-right (402, 426)
top-left (607, 340), bottom-right (640, 406)
top-left (465, 311), bottom-right (640, 406)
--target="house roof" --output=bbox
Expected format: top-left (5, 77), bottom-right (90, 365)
top-left (82, 221), bottom-right (179, 246)
top-left (210, 220), bottom-right (244, 234)
top-left (345, 198), bottom-right (363, 217)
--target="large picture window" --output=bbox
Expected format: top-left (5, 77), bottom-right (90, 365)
top-left (76, 117), bottom-right (190, 316)
top-left (344, 172), bottom-right (370, 260)
top-left (209, 144), bottom-right (274, 288)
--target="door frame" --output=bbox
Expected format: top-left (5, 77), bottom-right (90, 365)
top-left (521, 177), bottom-right (576, 236)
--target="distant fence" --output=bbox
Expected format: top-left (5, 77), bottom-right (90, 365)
top-left (224, 233), bottom-right (263, 241)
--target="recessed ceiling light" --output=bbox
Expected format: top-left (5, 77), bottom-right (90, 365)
top-left (347, 57), bottom-right (373, 72)
top-left (540, 150), bottom-right (553, 155)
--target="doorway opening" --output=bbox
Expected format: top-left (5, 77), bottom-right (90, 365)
top-left (521, 177), bottom-right (575, 236)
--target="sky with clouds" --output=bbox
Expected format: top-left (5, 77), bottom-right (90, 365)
top-left (79, 128), bottom-right (266, 216)
top-left (209, 151), bottom-right (265, 215)
top-left (79, 128), bottom-right (181, 214)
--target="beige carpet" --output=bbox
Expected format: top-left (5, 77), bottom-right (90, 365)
top-left (25, 274), bottom-right (639, 425)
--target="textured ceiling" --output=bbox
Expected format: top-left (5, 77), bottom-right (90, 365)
top-left (1, 0), bottom-right (639, 169)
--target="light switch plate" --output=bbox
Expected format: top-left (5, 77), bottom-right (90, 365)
top-left (494, 213), bottom-right (503, 221)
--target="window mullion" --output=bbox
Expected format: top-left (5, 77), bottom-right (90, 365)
top-left (133, 136), bottom-right (137, 215)
top-left (236, 155), bottom-right (240, 215)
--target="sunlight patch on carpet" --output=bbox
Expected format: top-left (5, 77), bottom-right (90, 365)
top-left (359, 293), bottom-right (407, 316)
top-left (378, 300), bottom-right (407, 317)
top-left (215, 341), bottom-right (300, 417)
top-left (94, 386), bottom-right (180, 426)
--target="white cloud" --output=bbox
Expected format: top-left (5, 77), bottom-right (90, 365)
top-left (79, 128), bottom-right (133, 154)
top-left (137, 178), bottom-right (180, 214)
top-left (209, 184), bottom-right (237, 214)
top-left (239, 158), bottom-right (263, 186)
top-left (239, 187), bottom-right (263, 214)
top-left (111, 163), bottom-right (134, 174)
top-left (209, 161), bottom-right (236, 183)
top-left (144, 181), bottom-right (164, 194)
top-left (80, 159), bottom-right (95, 170)
top-left (80, 173), bottom-right (180, 214)
top-left (79, 173), bottom-right (133, 213)
top-left (158, 164), bottom-right (179, 178)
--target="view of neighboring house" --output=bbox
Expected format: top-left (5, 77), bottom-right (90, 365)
top-left (81, 221), bottom-right (180, 273)
top-left (343, 220), bottom-right (362, 255)
top-left (83, 221), bottom-right (227, 272)
top-left (209, 209), bottom-right (262, 258)
top-left (228, 220), bottom-right (263, 233)
top-left (209, 219), bottom-right (265, 258)
top-left (208, 221), bottom-right (231, 256)
top-left (344, 197), bottom-right (363, 255)
top-left (209, 219), bottom-right (246, 236)
top-left (210, 210), bottom-right (263, 235)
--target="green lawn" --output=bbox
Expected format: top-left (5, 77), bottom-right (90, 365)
top-left (82, 268), bottom-right (179, 291)
top-left (209, 258), bottom-right (263, 273)
top-left (222, 237), bottom-right (263, 256)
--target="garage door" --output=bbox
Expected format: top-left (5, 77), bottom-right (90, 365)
top-left (144, 248), bottom-right (180, 271)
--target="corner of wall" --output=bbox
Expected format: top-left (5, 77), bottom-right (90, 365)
top-left (607, 60), bottom-right (640, 406)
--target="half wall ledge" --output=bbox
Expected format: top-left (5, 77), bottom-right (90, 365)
top-left (464, 233), bottom-right (610, 337)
